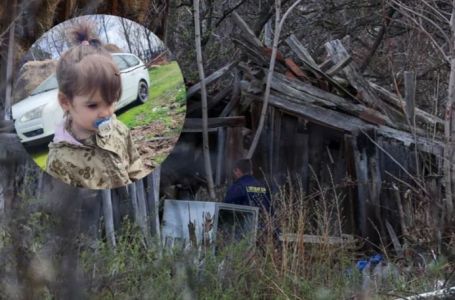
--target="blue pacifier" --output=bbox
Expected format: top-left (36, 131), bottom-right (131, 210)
top-left (94, 117), bottom-right (112, 136)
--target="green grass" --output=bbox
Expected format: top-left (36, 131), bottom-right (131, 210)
top-left (32, 61), bottom-right (186, 170)
top-left (117, 61), bottom-right (186, 131)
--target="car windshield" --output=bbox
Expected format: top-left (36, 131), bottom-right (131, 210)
top-left (31, 74), bottom-right (58, 95)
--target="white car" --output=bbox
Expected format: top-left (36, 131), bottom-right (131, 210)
top-left (12, 53), bottom-right (150, 145)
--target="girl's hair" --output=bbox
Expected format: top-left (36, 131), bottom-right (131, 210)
top-left (56, 21), bottom-right (121, 104)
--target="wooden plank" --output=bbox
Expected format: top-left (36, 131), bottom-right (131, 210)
top-left (101, 189), bottom-right (116, 248)
top-left (325, 55), bottom-right (352, 76)
top-left (376, 125), bottom-right (444, 156)
top-left (325, 39), bottom-right (386, 110)
top-left (285, 34), bottom-right (358, 99)
top-left (271, 72), bottom-right (390, 126)
top-left (135, 179), bottom-right (151, 245)
top-left (344, 134), bottom-right (357, 233)
top-left (183, 116), bottom-right (245, 130)
top-left (368, 130), bottom-right (384, 236)
top-left (296, 118), bottom-right (309, 194)
top-left (248, 91), bottom-right (444, 156)
top-left (286, 35), bottom-right (318, 68)
top-left (318, 58), bottom-right (334, 72)
top-left (265, 92), bottom-right (367, 132)
top-left (181, 128), bottom-right (218, 133)
top-left (232, 11), bottom-right (263, 48)
top-left (187, 86), bottom-right (231, 115)
top-left (279, 233), bottom-right (355, 245)
top-left (146, 166), bottom-right (161, 239)
top-left (369, 82), bottom-right (444, 127)
top-left (220, 69), bottom-right (241, 117)
top-left (215, 127), bottom-right (226, 185)
top-left (270, 73), bottom-right (337, 108)
top-left (351, 133), bottom-right (369, 238)
top-left (404, 71), bottom-right (416, 126)
top-left (225, 127), bottom-right (244, 178)
top-left (284, 57), bottom-right (310, 80)
top-left (186, 61), bottom-right (238, 98)
top-left (127, 182), bottom-right (139, 226)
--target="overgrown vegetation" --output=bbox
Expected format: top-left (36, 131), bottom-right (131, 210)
top-left (1, 176), bottom-right (452, 299)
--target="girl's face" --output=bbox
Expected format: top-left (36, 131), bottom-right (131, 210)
top-left (59, 90), bottom-right (116, 139)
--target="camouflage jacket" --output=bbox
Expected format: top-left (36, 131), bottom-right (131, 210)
top-left (46, 116), bottom-right (147, 189)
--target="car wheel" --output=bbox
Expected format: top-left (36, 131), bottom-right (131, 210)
top-left (136, 80), bottom-right (149, 104)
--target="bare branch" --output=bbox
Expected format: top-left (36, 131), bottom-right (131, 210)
top-left (247, 0), bottom-right (302, 159)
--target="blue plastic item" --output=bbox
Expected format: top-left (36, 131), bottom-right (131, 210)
top-left (94, 117), bottom-right (111, 128)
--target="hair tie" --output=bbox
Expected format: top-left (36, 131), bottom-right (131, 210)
top-left (81, 40), bottom-right (89, 46)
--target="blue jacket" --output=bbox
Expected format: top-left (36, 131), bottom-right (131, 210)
top-left (224, 175), bottom-right (271, 212)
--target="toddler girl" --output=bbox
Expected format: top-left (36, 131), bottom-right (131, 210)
top-left (46, 22), bottom-right (147, 189)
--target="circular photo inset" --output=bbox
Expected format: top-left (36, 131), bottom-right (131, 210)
top-left (11, 15), bottom-right (186, 189)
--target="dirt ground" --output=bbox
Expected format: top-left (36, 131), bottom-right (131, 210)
top-left (131, 107), bottom-right (185, 172)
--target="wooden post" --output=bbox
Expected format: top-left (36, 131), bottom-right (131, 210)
top-left (101, 190), bottom-right (116, 248)
top-left (273, 110), bottom-right (282, 179)
top-left (146, 166), bottom-right (161, 239)
top-left (215, 127), bottom-right (225, 185)
top-left (368, 131), bottom-right (384, 236)
top-left (128, 182), bottom-right (138, 222)
top-left (135, 179), bottom-right (151, 245)
top-left (351, 132), bottom-right (369, 238)
top-left (296, 118), bottom-right (309, 194)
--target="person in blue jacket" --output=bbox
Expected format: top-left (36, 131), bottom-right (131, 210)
top-left (224, 159), bottom-right (271, 213)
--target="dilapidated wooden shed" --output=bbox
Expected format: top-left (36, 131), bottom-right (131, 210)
top-left (182, 13), bottom-right (445, 242)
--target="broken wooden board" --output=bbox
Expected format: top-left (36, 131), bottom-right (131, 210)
top-left (369, 81), bottom-right (444, 128)
top-left (232, 12), bottom-right (263, 48)
top-left (246, 92), bottom-right (444, 156)
top-left (187, 61), bottom-right (238, 98)
top-left (325, 39), bottom-right (389, 114)
top-left (271, 72), bottom-right (390, 126)
top-left (279, 233), bottom-right (355, 245)
top-left (286, 34), bottom-right (359, 100)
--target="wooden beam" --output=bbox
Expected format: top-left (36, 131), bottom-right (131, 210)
top-left (183, 116), bottom-right (245, 130)
top-left (232, 11), bottom-right (263, 48)
top-left (187, 61), bottom-right (238, 98)
top-left (247, 92), bottom-right (444, 156)
top-left (146, 166), bottom-right (161, 239)
top-left (286, 34), bottom-right (318, 68)
top-left (220, 69), bottom-right (241, 117)
top-left (271, 72), bottom-right (390, 126)
top-left (369, 81), bottom-right (444, 127)
top-left (101, 190), bottom-right (116, 248)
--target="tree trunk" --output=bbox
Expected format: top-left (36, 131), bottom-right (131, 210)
top-left (247, 0), bottom-right (302, 159)
top-left (194, 0), bottom-right (216, 199)
top-left (445, 0), bottom-right (455, 219)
